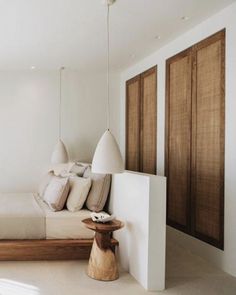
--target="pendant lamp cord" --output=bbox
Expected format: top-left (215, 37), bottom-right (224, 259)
top-left (106, 3), bottom-right (110, 130)
top-left (59, 67), bottom-right (63, 140)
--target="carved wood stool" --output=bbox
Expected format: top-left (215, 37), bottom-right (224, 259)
top-left (82, 218), bottom-right (124, 281)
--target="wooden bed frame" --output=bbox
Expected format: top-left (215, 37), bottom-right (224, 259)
top-left (0, 239), bottom-right (118, 261)
top-left (0, 177), bottom-right (116, 261)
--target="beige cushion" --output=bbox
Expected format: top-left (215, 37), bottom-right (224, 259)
top-left (76, 162), bottom-right (91, 168)
top-left (43, 177), bottom-right (70, 211)
top-left (49, 162), bottom-right (89, 177)
top-left (66, 176), bottom-right (92, 212)
top-left (70, 163), bottom-right (88, 177)
top-left (49, 162), bottom-right (75, 177)
top-left (84, 167), bottom-right (111, 212)
top-left (38, 172), bottom-right (54, 198)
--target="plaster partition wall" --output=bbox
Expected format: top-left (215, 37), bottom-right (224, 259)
top-left (118, 2), bottom-right (236, 277)
top-left (0, 70), bottom-right (119, 192)
top-left (109, 172), bottom-right (166, 291)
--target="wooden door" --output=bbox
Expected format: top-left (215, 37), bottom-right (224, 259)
top-left (165, 30), bottom-right (225, 249)
top-left (126, 66), bottom-right (157, 174)
top-left (166, 49), bottom-right (192, 232)
top-left (191, 31), bottom-right (225, 249)
top-left (140, 66), bottom-right (157, 174)
top-left (126, 75), bottom-right (141, 171)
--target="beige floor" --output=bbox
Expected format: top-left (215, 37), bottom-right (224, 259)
top-left (165, 241), bottom-right (236, 295)
top-left (0, 242), bottom-right (235, 294)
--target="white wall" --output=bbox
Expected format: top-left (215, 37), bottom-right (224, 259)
top-left (63, 70), bottom-right (121, 160)
top-left (0, 70), bottom-right (120, 192)
top-left (118, 2), bottom-right (236, 277)
top-left (109, 172), bottom-right (166, 291)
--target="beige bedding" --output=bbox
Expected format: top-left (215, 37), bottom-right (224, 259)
top-left (35, 194), bottom-right (94, 239)
top-left (0, 193), bottom-right (96, 240)
top-left (0, 193), bottom-right (45, 239)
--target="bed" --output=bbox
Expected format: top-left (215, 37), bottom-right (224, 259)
top-left (0, 193), bottom-right (45, 240)
top-left (0, 193), bottom-right (94, 240)
top-left (0, 163), bottom-right (118, 260)
top-left (35, 194), bottom-right (95, 239)
top-left (0, 192), bottom-right (118, 261)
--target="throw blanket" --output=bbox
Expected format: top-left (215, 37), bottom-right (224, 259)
top-left (0, 193), bottom-right (45, 239)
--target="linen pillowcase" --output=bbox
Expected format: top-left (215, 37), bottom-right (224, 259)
top-left (66, 176), bottom-right (92, 212)
top-left (84, 167), bottom-right (111, 212)
top-left (38, 172), bottom-right (54, 198)
top-left (70, 163), bottom-right (88, 177)
top-left (49, 162), bottom-right (89, 177)
top-left (49, 162), bottom-right (75, 177)
top-left (43, 176), bottom-right (70, 211)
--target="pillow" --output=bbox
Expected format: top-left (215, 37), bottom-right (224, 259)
top-left (84, 167), bottom-right (111, 212)
top-left (49, 162), bottom-right (74, 177)
top-left (49, 162), bottom-right (88, 177)
top-left (66, 176), bottom-right (92, 212)
top-left (70, 163), bottom-right (87, 177)
top-left (38, 172), bottom-right (54, 198)
top-left (76, 162), bottom-right (91, 168)
top-left (43, 176), bottom-right (70, 211)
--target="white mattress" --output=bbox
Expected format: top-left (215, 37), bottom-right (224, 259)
top-left (35, 194), bottom-right (94, 239)
top-left (0, 193), bottom-right (45, 239)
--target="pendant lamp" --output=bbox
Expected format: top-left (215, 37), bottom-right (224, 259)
top-left (92, 0), bottom-right (124, 174)
top-left (51, 67), bottom-right (69, 164)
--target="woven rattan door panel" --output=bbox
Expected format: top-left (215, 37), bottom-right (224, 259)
top-left (165, 30), bottom-right (225, 249)
top-left (166, 51), bottom-right (192, 231)
top-left (126, 76), bottom-right (141, 171)
top-left (140, 67), bottom-right (157, 174)
top-left (192, 32), bottom-right (225, 248)
top-left (126, 66), bottom-right (157, 174)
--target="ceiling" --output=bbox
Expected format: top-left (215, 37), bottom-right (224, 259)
top-left (0, 0), bottom-right (234, 72)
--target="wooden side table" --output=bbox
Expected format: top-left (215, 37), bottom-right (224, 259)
top-left (82, 218), bottom-right (124, 281)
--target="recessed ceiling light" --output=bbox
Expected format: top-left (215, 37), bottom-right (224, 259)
top-left (181, 16), bottom-right (190, 21)
top-left (155, 35), bottom-right (161, 40)
top-left (31, 66), bottom-right (36, 70)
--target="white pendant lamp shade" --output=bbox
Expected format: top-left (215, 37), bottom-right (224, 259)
top-left (51, 139), bottom-right (69, 165)
top-left (92, 0), bottom-right (124, 174)
top-left (92, 130), bottom-right (124, 174)
top-left (51, 67), bottom-right (69, 165)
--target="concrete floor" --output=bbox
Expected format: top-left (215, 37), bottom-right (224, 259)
top-left (0, 242), bottom-right (235, 294)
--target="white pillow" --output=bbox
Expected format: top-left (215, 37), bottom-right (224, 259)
top-left (38, 172), bottom-right (54, 198)
top-left (44, 176), bottom-right (70, 211)
top-left (49, 162), bottom-right (88, 177)
top-left (70, 163), bottom-right (87, 176)
top-left (84, 167), bottom-right (111, 212)
top-left (49, 162), bottom-right (74, 177)
top-left (66, 176), bottom-right (92, 212)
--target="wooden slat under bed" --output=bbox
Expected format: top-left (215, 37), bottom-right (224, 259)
top-left (0, 239), bottom-right (118, 261)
